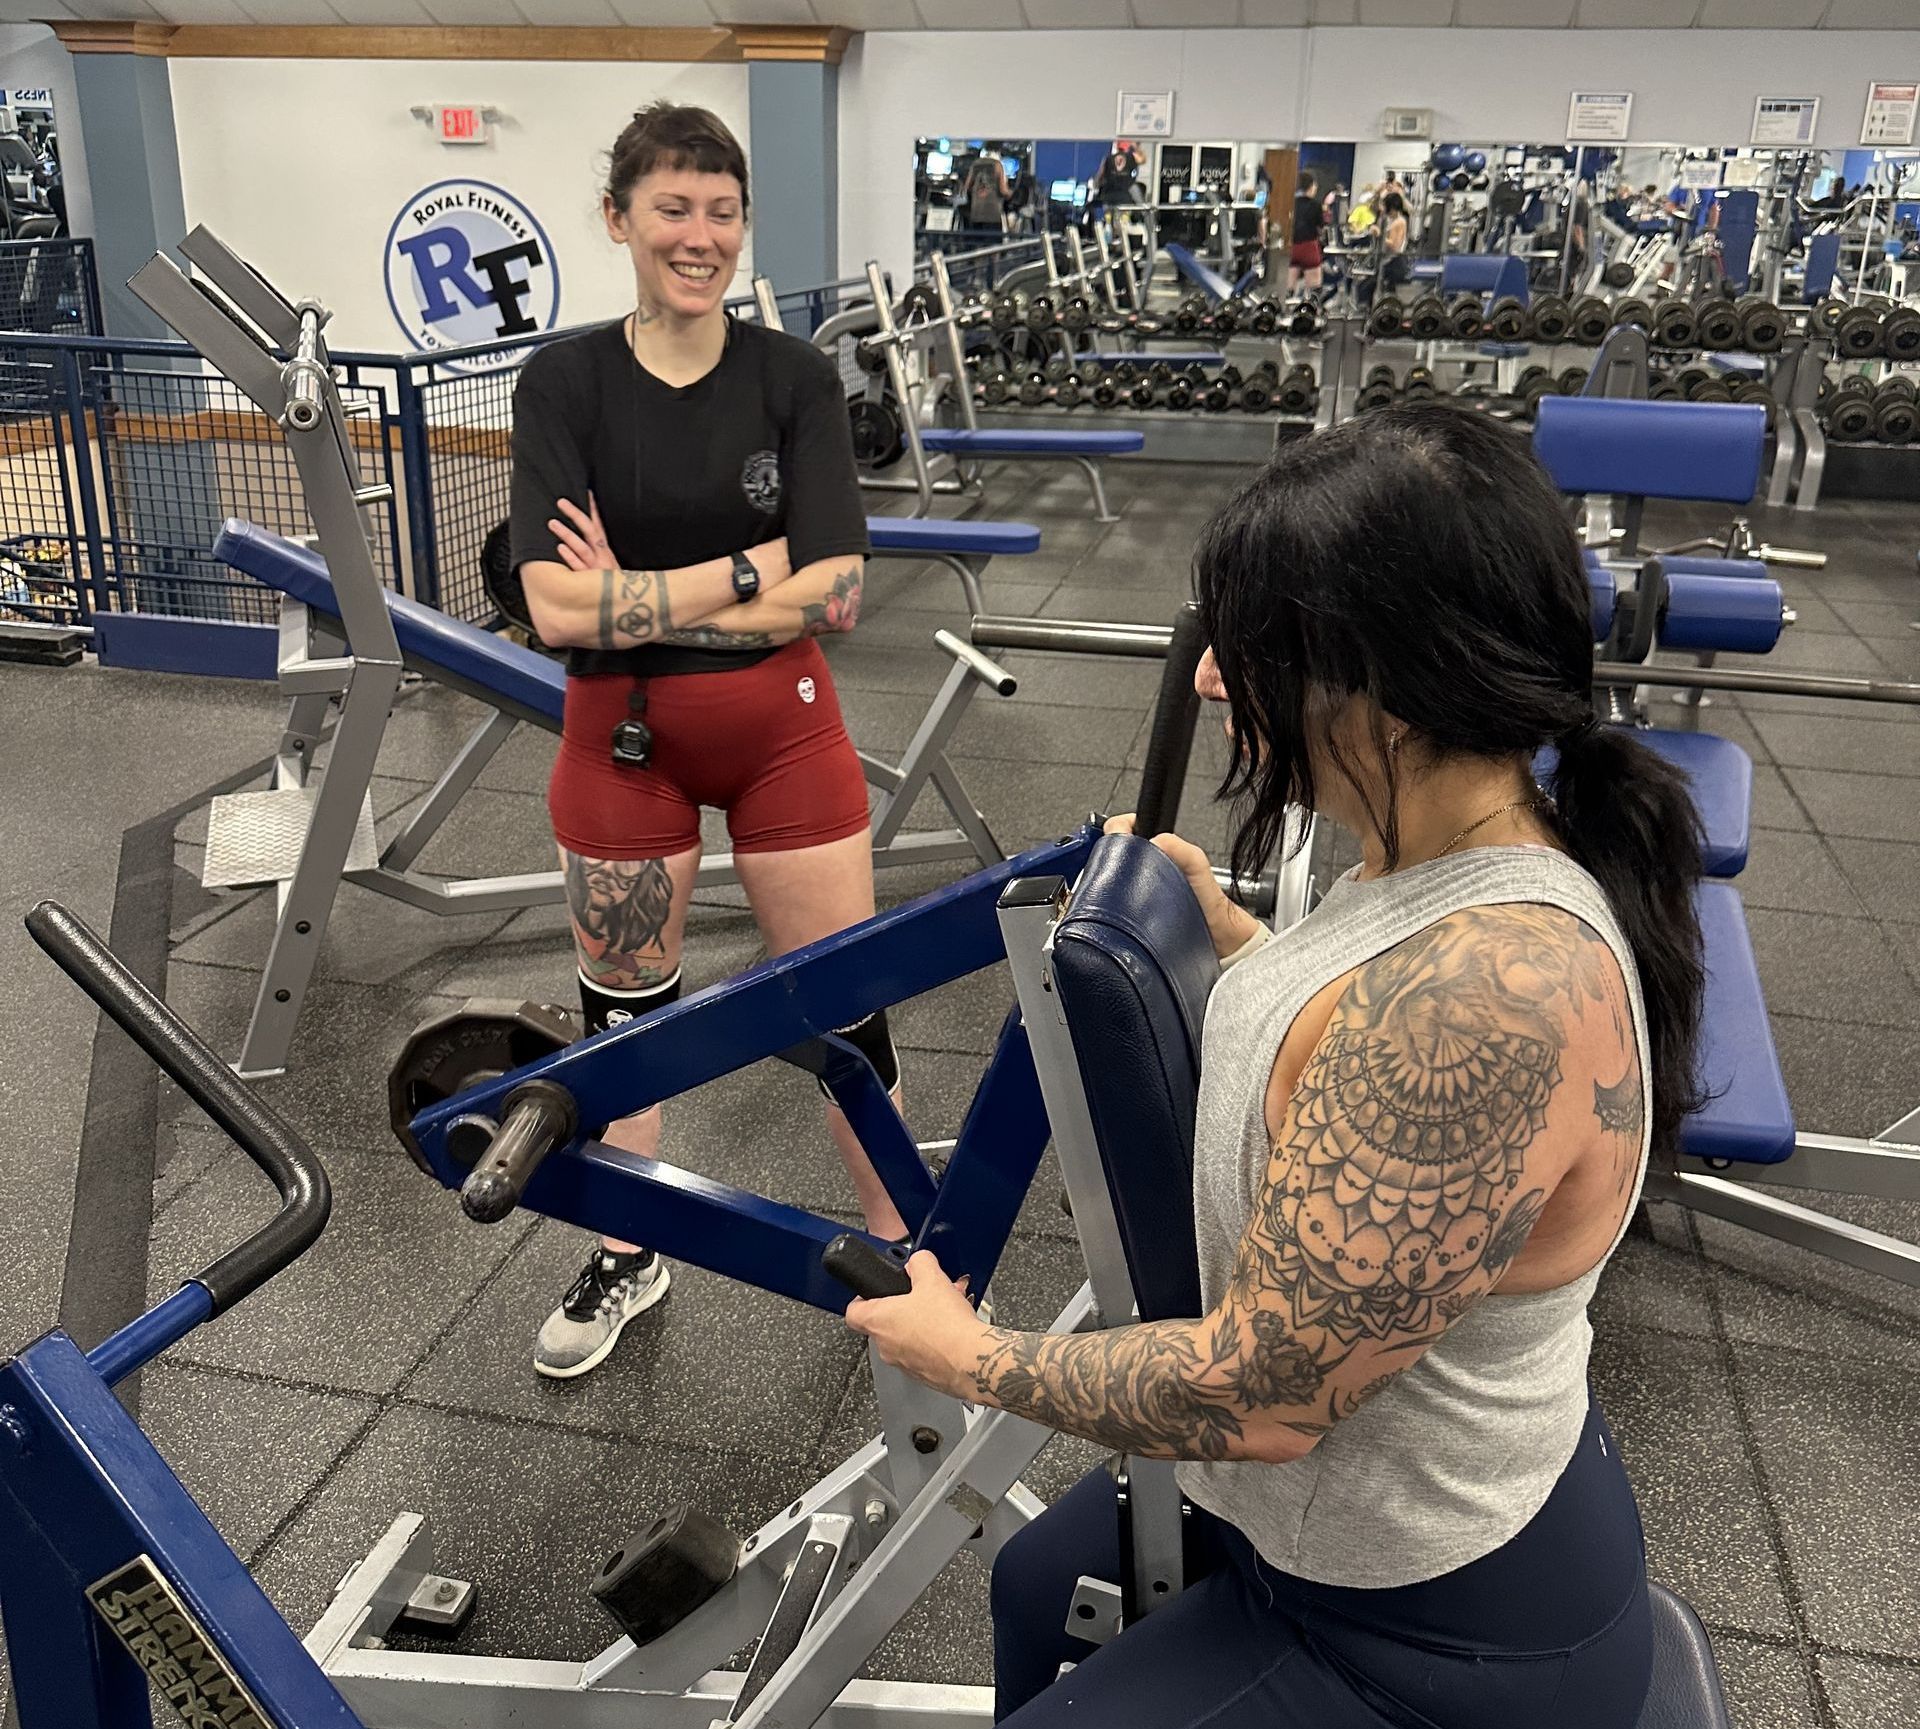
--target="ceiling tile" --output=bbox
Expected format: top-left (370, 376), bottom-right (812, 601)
top-left (719, 0), bottom-right (820, 20)
top-left (512, 0), bottom-right (620, 19)
top-left (1823, 0), bottom-right (1920, 22)
top-left (912, 0), bottom-right (1028, 23)
top-left (418, 0), bottom-right (527, 20)
top-left (602, 0), bottom-right (718, 21)
top-left (1573, 0), bottom-right (1697, 23)
top-left (155, 0), bottom-right (259, 19)
top-left (821, 0), bottom-right (924, 26)
top-left (1132, 0), bottom-right (1237, 20)
top-left (1695, 0), bottom-right (1821, 22)
top-left (1455, 0), bottom-right (1572, 19)
top-left (1023, 0), bottom-right (1130, 22)
top-left (1356, 0), bottom-right (1452, 19)
top-left (1239, 0), bottom-right (1311, 19)
top-left (68, 0), bottom-right (166, 15)
top-left (318, 0), bottom-right (436, 20)
top-left (1310, 0), bottom-right (1359, 18)
top-left (0, 0), bottom-right (72, 17)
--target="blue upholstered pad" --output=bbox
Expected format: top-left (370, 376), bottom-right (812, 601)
top-left (214, 519), bottom-right (566, 729)
top-left (1050, 833), bottom-right (1217, 1322)
top-left (1163, 243), bottom-right (1234, 303)
top-left (1586, 562), bottom-right (1618, 638)
top-left (1685, 883), bottom-right (1796, 1165)
top-left (1661, 572), bottom-right (1784, 653)
top-left (1534, 397), bottom-right (1767, 506)
top-left (921, 428), bottom-right (1145, 456)
top-left (1535, 728), bottom-right (1752, 877)
top-left (866, 517), bottom-right (1041, 556)
top-left (1441, 252), bottom-right (1529, 303)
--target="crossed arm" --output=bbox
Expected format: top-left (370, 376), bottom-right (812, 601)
top-left (849, 902), bottom-right (1642, 1465)
top-left (522, 495), bottom-right (863, 652)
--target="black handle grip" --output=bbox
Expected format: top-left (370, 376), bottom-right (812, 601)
top-left (1133, 603), bottom-right (1205, 840)
top-left (824, 1233), bottom-right (912, 1299)
top-left (25, 900), bottom-right (331, 1316)
top-left (460, 1080), bottom-right (577, 1223)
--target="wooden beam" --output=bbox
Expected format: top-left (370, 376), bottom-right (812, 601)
top-left (728, 24), bottom-right (855, 63)
top-left (46, 24), bottom-right (744, 63)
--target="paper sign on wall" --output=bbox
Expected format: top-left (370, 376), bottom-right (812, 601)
top-left (1116, 91), bottom-right (1175, 139)
top-left (1566, 91), bottom-right (1633, 143)
top-left (1751, 96), bottom-right (1820, 146)
top-left (1862, 82), bottom-right (1919, 147)
top-left (1677, 160), bottom-right (1724, 191)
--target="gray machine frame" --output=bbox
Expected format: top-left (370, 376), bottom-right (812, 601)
top-left (129, 232), bottom-right (1018, 1076)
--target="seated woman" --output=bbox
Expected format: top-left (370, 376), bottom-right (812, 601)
top-left (847, 403), bottom-right (1706, 1729)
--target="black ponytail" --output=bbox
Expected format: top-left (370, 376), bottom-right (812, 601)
top-left (1195, 402), bottom-right (1707, 1158)
top-left (1545, 720), bottom-right (1707, 1156)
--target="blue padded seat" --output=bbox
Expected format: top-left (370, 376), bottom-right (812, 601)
top-left (214, 519), bottom-right (566, 731)
top-left (920, 428), bottom-right (1145, 457)
top-left (1441, 253), bottom-right (1529, 304)
top-left (1685, 881), bottom-right (1795, 1164)
top-left (1049, 833), bottom-right (1215, 1321)
top-left (1534, 397), bottom-right (1767, 506)
top-left (866, 517), bottom-right (1041, 557)
top-left (1661, 573), bottom-right (1783, 653)
top-left (1660, 555), bottom-right (1768, 582)
top-left (1162, 243), bottom-right (1233, 304)
top-left (1534, 728), bottom-right (1751, 878)
top-left (1640, 1583), bottom-right (1733, 1729)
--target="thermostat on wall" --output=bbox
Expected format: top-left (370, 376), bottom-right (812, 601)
top-left (1383, 108), bottom-right (1432, 140)
top-left (410, 104), bottom-right (496, 145)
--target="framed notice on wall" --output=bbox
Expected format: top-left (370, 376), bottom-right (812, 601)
top-left (1862, 81), bottom-right (1919, 147)
top-left (1117, 91), bottom-right (1175, 139)
top-left (1751, 96), bottom-right (1820, 146)
top-left (1566, 91), bottom-right (1633, 142)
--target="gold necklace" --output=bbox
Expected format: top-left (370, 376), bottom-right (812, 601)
top-left (1434, 795), bottom-right (1550, 861)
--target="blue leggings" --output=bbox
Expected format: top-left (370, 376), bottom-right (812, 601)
top-left (991, 1397), bottom-right (1651, 1729)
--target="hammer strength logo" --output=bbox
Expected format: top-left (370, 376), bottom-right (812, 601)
top-left (384, 179), bottom-right (560, 373)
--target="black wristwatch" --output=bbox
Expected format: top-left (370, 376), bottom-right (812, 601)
top-left (730, 550), bottom-right (760, 605)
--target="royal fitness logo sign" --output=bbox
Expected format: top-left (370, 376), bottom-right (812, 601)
top-left (384, 179), bottom-right (560, 372)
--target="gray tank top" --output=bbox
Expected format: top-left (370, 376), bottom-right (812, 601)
top-left (1175, 846), bottom-right (1652, 1588)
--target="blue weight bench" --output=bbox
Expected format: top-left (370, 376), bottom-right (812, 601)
top-left (919, 427), bottom-right (1145, 525)
top-left (1163, 242), bottom-right (1234, 305)
top-left (208, 518), bottom-right (1020, 1076)
top-left (1014, 832), bottom-right (1731, 1725)
top-left (866, 512), bottom-right (1042, 611)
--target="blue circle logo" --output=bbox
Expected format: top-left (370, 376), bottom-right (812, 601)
top-left (383, 179), bottom-right (560, 372)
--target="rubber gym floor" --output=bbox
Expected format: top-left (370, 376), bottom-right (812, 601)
top-left (3, 460), bottom-right (1918, 1729)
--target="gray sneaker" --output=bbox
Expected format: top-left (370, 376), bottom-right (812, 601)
top-left (534, 1247), bottom-right (672, 1379)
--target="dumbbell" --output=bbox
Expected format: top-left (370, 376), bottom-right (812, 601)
top-left (1054, 375), bottom-right (1084, 409)
top-left (988, 293), bottom-right (1023, 335)
top-left (1201, 374), bottom-right (1235, 411)
top-left (1165, 373), bottom-right (1197, 411)
top-left (1402, 365), bottom-right (1438, 402)
top-left (1024, 295), bottom-right (1058, 334)
top-left (1647, 370), bottom-right (1683, 401)
top-left (980, 371), bottom-right (1012, 407)
top-left (1731, 378), bottom-right (1776, 429)
top-left (1883, 305), bottom-right (1920, 363)
top-left (1408, 294), bottom-right (1451, 341)
top-left (1238, 360), bottom-right (1282, 413)
top-left (1874, 375), bottom-right (1918, 443)
top-left (1042, 354), bottom-right (1074, 384)
top-left (1127, 374), bottom-right (1158, 409)
top-left (1172, 295), bottom-right (1208, 334)
top-left (1736, 296), bottom-right (1786, 354)
top-left (1608, 296), bottom-right (1653, 333)
top-left (1649, 295), bottom-right (1698, 350)
top-left (1287, 301), bottom-right (1325, 339)
top-left (1368, 295), bottom-right (1410, 340)
top-left (1090, 377), bottom-right (1121, 409)
top-left (1550, 365), bottom-right (1584, 396)
top-left (1809, 297), bottom-right (1849, 341)
top-left (1212, 298), bottom-right (1248, 336)
top-left (1832, 301), bottom-right (1885, 359)
top-left (1528, 294), bottom-right (1573, 344)
top-left (1693, 294), bottom-right (1743, 351)
top-left (1515, 365), bottom-right (1558, 415)
top-left (1112, 359), bottom-right (1140, 387)
top-left (1356, 364), bottom-right (1399, 413)
top-left (1275, 362), bottom-right (1318, 415)
top-left (1485, 296), bottom-right (1529, 342)
top-left (1058, 295), bottom-right (1094, 334)
top-left (1676, 367), bottom-right (1732, 404)
top-left (1567, 296), bottom-right (1612, 346)
top-left (1017, 370), bottom-right (1050, 407)
top-left (1602, 260), bottom-right (1636, 290)
top-left (1824, 375), bottom-right (1875, 440)
top-left (1148, 361), bottom-right (1177, 387)
top-left (1242, 298), bottom-right (1278, 336)
top-left (1075, 359), bottom-right (1103, 388)
top-left (1447, 295), bottom-right (1484, 340)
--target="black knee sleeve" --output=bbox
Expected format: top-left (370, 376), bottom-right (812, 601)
top-left (818, 1008), bottom-right (900, 1099)
top-left (578, 969), bottom-right (682, 1036)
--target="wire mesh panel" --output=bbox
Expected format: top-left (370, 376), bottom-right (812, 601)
top-left (414, 361), bottom-right (515, 624)
top-left (0, 239), bottom-right (103, 337)
top-left (0, 344), bottom-right (90, 626)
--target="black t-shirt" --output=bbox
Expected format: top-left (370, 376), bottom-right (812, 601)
top-left (509, 315), bottom-right (870, 678)
top-left (1293, 193), bottom-right (1324, 245)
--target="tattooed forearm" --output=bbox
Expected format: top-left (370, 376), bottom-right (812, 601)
top-left (798, 562), bottom-right (863, 638)
top-left (596, 569), bottom-right (669, 649)
top-left (661, 623), bottom-right (778, 651)
top-left (562, 853), bottom-right (676, 979)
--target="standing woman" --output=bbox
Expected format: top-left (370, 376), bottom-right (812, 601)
top-left (1378, 187), bottom-right (1413, 292)
top-left (510, 101), bottom-right (902, 1379)
top-left (963, 151), bottom-right (1011, 234)
top-left (1289, 169), bottom-right (1325, 293)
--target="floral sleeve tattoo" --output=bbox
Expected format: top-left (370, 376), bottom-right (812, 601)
top-left (970, 905), bottom-right (1631, 1462)
top-left (799, 562), bottom-right (863, 637)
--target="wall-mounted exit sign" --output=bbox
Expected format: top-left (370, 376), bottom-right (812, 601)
top-left (436, 105), bottom-right (490, 146)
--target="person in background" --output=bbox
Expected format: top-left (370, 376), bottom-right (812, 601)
top-left (1378, 187), bottom-right (1412, 292)
top-left (963, 152), bottom-right (1010, 233)
top-left (1291, 169), bottom-right (1326, 293)
top-left (1092, 141), bottom-right (1143, 217)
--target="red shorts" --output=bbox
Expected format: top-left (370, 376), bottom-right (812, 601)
top-left (548, 640), bottom-right (871, 860)
top-left (1290, 240), bottom-right (1323, 270)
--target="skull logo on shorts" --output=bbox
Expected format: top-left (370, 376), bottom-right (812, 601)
top-left (797, 677), bottom-right (817, 704)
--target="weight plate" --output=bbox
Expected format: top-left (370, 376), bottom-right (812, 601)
top-left (388, 1000), bottom-right (574, 1172)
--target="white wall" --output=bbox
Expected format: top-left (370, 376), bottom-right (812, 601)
top-left (839, 25), bottom-right (1920, 281)
top-left (0, 23), bottom-right (91, 238)
top-left (169, 56), bottom-right (750, 354)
